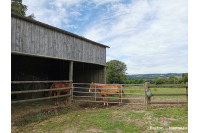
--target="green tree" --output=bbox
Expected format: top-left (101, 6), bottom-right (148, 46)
top-left (155, 78), bottom-right (166, 85)
top-left (11, 0), bottom-right (35, 19)
top-left (182, 73), bottom-right (188, 83)
top-left (177, 78), bottom-right (184, 84)
top-left (106, 60), bottom-right (127, 84)
top-left (168, 76), bottom-right (178, 84)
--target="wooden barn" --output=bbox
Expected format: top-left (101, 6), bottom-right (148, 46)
top-left (11, 13), bottom-right (109, 99)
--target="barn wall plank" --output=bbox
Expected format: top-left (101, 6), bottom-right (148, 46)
top-left (47, 29), bottom-right (53, 57)
top-left (63, 33), bottom-right (67, 59)
top-left (27, 22), bottom-right (33, 54)
top-left (35, 24), bottom-right (39, 54)
top-left (39, 26), bottom-right (45, 55)
top-left (30, 23), bottom-right (35, 54)
top-left (44, 28), bottom-right (48, 56)
top-left (11, 17), bottom-right (16, 51)
top-left (15, 18), bottom-right (21, 52)
top-left (11, 16), bottom-right (107, 66)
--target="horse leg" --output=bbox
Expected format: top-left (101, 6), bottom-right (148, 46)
top-left (118, 94), bottom-right (121, 105)
top-left (104, 97), bottom-right (106, 106)
top-left (64, 96), bottom-right (68, 104)
top-left (105, 96), bottom-right (109, 107)
top-left (103, 95), bottom-right (108, 107)
top-left (57, 91), bottom-right (60, 106)
top-left (102, 96), bottom-right (105, 106)
top-left (53, 91), bottom-right (57, 106)
top-left (101, 95), bottom-right (105, 106)
top-left (65, 91), bottom-right (70, 104)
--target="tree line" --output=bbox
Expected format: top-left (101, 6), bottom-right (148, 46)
top-left (106, 60), bottom-right (188, 84)
top-left (154, 74), bottom-right (188, 84)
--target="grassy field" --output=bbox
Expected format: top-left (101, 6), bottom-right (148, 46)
top-left (12, 105), bottom-right (188, 133)
top-left (12, 84), bottom-right (188, 132)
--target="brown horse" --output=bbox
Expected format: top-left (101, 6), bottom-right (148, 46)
top-left (89, 82), bottom-right (125, 107)
top-left (49, 82), bottom-right (75, 106)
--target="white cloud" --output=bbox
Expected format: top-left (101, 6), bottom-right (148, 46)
top-left (82, 0), bottom-right (188, 74)
top-left (22, 0), bottom-right (188, 74)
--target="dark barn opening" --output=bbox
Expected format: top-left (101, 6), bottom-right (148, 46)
top-left (11, 54), bottom-right (70, 82)
top-left (11, 54), bottom-right (106, 100)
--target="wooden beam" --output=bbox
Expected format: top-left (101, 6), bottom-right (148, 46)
top-left (148, 85), bottom-right (187, 88)
top-left (11, 80), bottom-right (72, 84)
top-left (11, 87), bottom-right (71, 94)
top-left (152, 93), bottom-right (187, 96)
top-left (11, 94), bottom-right (71, 104)
top-left (149, 102), bottom-right (188, 104)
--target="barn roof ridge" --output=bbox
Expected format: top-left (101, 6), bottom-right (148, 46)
top-left (11, 13), bottom-right (110, 48)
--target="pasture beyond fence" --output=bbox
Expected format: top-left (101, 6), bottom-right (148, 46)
top-left (145, 82), bottom-right (188, 109)
top-left (11, 81), bottom-right (188, 109)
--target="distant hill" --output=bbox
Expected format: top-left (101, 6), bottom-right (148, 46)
top-left (127, 73), bottom-right (183, 80)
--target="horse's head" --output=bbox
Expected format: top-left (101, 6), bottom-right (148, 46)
top-left (89, 82), bottom-right (95, 92)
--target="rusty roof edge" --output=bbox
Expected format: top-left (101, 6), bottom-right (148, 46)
top-left (11, 13), bottom-right (110, 48)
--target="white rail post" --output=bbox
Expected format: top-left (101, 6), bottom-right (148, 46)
top-left (121, 84), bottom-right (123, 104)
top-left (143, 84), bottom-right (145, 104)
top-left (145, 82), bottom-right (150, 109)
top-left (95, 84), bottom-right (96, 101)
top-left (72, 83), bottom-right (74, 102)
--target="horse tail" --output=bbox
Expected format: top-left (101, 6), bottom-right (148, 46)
top-left (49, 84), bottom-right (55, 97)
top-left (118, 85), bottom-right (125, 97)
top-left (122, 90), bottom-right (126, 97)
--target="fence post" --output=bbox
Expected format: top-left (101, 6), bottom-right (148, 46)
top-left (186, 82), bottom-right (188, 102)
top-left (68, 83), bottom-right (72, 104)
top-left (145, 82), bottom-right (150, 109)
top-left (121, 84), bottom-right (123, 105)
top-left (95, 84), bottom-right (96, 101)
top-left (71, 83), bottom-right (74, 102)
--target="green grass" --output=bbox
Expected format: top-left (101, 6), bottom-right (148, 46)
top-left (15, 107), bottom-right (188, 133)
top-left (79, 109), bottom-right (140, 132)
top-left (150, 87), bottom-right (187, 98)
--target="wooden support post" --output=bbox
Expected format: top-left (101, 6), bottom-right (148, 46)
top-left (186, 82), bottom-right (188, 102)
top-left (69, 61), bottom-right (73, 104)
top-left (103, 66), bottom-right (106, 84)
top-left (147, 92), bottom-right (151, 109)
top-left (145, 82), bottom-right (150, 109)
top-left (95, 84), bottom-right (96, 101)
top-left (68, 83), bottom-right (72, 104)
top-left (69, 61), bottom-right (73, 82)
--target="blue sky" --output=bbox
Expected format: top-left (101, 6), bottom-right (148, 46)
top-left (23, 0), bottom-right (188, 74)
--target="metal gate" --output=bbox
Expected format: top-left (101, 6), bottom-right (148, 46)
top-left (72, 83), bottom-right (145, 105)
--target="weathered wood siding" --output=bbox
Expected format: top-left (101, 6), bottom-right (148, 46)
top-left (11, 14), bottom-right (107, 66)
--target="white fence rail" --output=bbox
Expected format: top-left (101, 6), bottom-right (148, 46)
top-left (72, 83), bottom-right (145, 105)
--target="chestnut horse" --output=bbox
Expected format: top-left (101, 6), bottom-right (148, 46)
top-left (49, 82), bottom-right (75, 106)
top-left (89, 82), bottom-right (125, 107)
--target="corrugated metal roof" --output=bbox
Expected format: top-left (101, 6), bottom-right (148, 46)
top-left (11, 13), bottom-right (110, 48)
